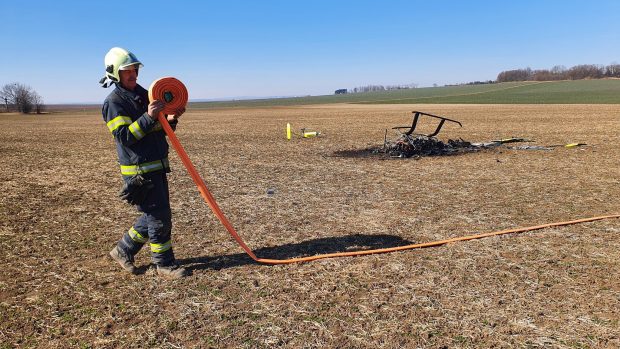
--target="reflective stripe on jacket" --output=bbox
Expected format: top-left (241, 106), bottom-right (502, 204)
top-left (120, 158), bottom-right (170, 176)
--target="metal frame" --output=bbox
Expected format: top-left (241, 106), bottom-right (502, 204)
top-left (392, 111), bottom-right (462, 137)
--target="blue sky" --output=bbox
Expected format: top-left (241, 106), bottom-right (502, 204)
top-left (2, 0), bottom-right (619, 104)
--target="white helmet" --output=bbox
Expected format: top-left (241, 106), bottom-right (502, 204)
top-left (99, 47), bottom-right (143, 87)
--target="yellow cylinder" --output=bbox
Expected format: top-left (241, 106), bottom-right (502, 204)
top-left (286, 123), bottom-right (291, 140)
top-left (303, 131), bottom-right (318, 138)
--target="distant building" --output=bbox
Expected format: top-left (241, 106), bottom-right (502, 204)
top-left (334, 89), bottom-right (348, 95)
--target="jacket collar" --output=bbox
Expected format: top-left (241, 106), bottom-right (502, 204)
top-left (116, 83), bottom-right (146, 98)
top-left (115, 83), bottom-right (149, 107)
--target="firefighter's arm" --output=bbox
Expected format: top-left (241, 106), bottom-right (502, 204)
top-left (103, 101), bottom-right (158, 146)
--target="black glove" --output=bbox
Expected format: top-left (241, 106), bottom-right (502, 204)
top-left (119, 175), bottom-right (154, 205)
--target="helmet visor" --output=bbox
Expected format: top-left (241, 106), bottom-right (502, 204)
top-left (118, 52), bottom-right (143, 70)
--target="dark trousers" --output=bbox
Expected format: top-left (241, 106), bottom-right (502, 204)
top-left (117, 171), bottom-right (175, 266)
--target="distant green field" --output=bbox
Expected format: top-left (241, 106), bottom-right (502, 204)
top-left (365, 79), bottom-right (620, 104)
top-left (191, 79), bottom-right (620, 108)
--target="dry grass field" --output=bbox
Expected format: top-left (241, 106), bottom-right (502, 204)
top-left (1, 104), bottom-right (619, 348)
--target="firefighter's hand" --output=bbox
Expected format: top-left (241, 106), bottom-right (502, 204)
top-left (148, 100), bottom-right (165, 120)
top-left (166, 107), bottom-right (185, 122)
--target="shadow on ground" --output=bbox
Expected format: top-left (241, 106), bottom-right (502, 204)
top-left (179, 234), bottom-right (413, 271)
top-left (332, 147), bottom-right (383, 158)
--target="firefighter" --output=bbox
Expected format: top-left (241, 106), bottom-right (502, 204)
top-left (100, 47), bottom-right (188, 279)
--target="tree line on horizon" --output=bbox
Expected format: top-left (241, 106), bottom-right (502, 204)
top-left (347, 83), bottom-right (420, 94)
top-left (341, 63), bottom-right (620, 94)
top-left (497, 63), bottom-right (620, 82)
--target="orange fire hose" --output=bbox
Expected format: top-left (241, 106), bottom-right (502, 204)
top-left (149, 77), bottom-right (620, 265)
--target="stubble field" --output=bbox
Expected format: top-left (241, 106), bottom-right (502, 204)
top-left (1, 104), bottom-right (619, 348)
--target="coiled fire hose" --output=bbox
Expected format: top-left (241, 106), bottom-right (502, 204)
top-left (149, 77), bottom-right (620, 265)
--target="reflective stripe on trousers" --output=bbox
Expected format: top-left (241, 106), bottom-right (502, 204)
top-left (128, 227), bottom-right (147, 244)
top-left (150, 240), bottom-right (172, 253)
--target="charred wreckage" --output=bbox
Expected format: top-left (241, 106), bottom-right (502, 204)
top-left (383, 111), bottom-right (481, 158)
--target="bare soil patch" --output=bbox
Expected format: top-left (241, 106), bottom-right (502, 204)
top-left (1, 104), bottom-right (619, 348)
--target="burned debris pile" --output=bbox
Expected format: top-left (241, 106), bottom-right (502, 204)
top-left (382, 110), bottom-right (480, 158)
top-left (332, 110), bottom-right (587, 159)
top-left (334, 111), bottom-right (586, 159)
top-left (332, 111), bottom-right (480, 159)
top-left (384, 134), bottom-right (478, 158)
